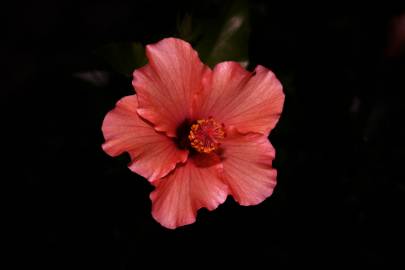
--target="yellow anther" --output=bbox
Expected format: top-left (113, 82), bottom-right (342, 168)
top-left (188, 118), bottom-right (225, 153)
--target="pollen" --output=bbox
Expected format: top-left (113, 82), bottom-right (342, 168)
top-left (188, 117), bottom-right (225, 153)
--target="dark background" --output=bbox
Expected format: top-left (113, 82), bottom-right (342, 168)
top-left (6, 0), bottom-right (405, 268)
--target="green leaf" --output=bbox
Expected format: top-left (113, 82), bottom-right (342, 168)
top-left (94, 42), bottom-right (147, 77)
top-left (186, 0), bottom-right (250, 68)
top-left (177, 13), bottom-right (197, 42)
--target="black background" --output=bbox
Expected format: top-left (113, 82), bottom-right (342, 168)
top-left (6, 0), bottom-right (405, 268)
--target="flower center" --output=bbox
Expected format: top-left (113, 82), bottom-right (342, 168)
top-left (188, 117), bottom-right (225, 153)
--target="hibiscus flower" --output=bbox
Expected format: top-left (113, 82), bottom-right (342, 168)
top-left (102, 38), bottom-right (285, 229)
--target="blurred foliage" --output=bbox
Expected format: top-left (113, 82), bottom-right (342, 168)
top-left (96, 0), bottom-right (250, 75)
top-left (185, 0), bottom-right (250, 68)
top-left (94, 42), bottom-right (147, 77)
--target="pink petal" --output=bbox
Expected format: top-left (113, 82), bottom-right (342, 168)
top-left (102, 95), bottom-right (188, 182)
top-left (196, 62), bottom-right (284, 136)
top-left (133, 38), bottom-right (211, 137)
top-left (220, 128), bottom-right (277, 206)
top-left (150, 154), bottom-right (228, 229)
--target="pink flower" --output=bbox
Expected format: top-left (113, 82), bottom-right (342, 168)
top-left (102, 38), bottom-right (285, 229)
